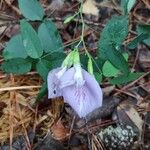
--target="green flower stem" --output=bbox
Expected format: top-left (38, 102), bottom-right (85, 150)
top-left (76, 0), bottom-right (102, 74)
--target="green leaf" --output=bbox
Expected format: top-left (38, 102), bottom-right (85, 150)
top-left (103, 61), bottom-right (120, 77)
top-left (94, 72), bottom-right (103, 83)
top-left (137, 24), bottom-right (150, 46)
top-left (38, 20), bottom-right (64, 53)
top-left (20, 20), bottom-right (43, 58)
top-left (104, 46), bottom-right (129, 75)
top-left (1, 58), bottom-right (32, 74)
top-left (99, 16), bottom-right (128, 51)
top-left (127, 0), bottom-right (136, 13)
top-left (18, 0), bottom-right (44, 21)
top-left (110, 72), bottom-right (144, 85)
top-left (44, 52), bottom-right (66, 68)
top-left (128, 33), bottom-right (149, 49)
top-left (2, 34), bottom-right (27, 60)
top-left (102, 53), bottom-right (128, 77)
top-left (36, 82), bottom-right (47, 102)
top-left (80, 53), bottom-right (88, 70)
top-left (36, 59), bottom-right (52, 80)
top-left (121, 0), bottom-right (136, 15)
top-left (137, 24), bottom-right (150, 34)
top-left (98, 16), bottom-right (129, 75)
top-left (93, 56), bottom-right (104, 73)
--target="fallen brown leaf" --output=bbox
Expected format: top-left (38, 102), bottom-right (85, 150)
top-left (51, 119), bottom-right (70, 141)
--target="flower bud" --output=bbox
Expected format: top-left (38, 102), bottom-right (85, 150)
top-left (62, 51), bottom-right (74, 68)
top-left (88, 57), bottom-right (93, 75)
top-left (73, 50), bottom-right (80, 65)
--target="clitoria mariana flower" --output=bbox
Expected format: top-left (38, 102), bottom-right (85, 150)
top-left (47, 50), bottom-right (103, 118)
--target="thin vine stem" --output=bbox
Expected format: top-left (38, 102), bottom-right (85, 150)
top-left (77, 0), bottom-right (102, 73)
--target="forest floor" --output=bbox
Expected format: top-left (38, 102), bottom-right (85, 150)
top-left (0, 0), bottom-right (150, 150)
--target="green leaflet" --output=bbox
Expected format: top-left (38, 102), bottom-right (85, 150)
top-left (20, 20), bottom-right (43, 59)
top-left (38, 20), bottom-right (64, 53)
top-left (1, 58), bottom-right (32, 74)
top-left (18, 0), bottom-right (44, 21)
top-left (44, 52), bottom-right (66, 68)
top-left (102, 53), bottom-right (128, 77)
top-left (36, 82), bottom-right (47, 102)
top-left (94, 72), bottom-right (103, 83)
top-left (3, 34), bottom-right (27, 60)
top-left (110, 72), bottom-right (144, 85)
top-left (137, 24), bottom-right (150, 46)
top-left (36, 59), bottom-right (52, 80)
top-left (121, 0), bottom-right (136, 15)
top-left (128, 33), bottom-right (149, 49)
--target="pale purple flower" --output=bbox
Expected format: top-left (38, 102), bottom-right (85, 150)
top-left (47, 50), bottom-right (103, 118)
top-left (59, 67), bottom-right (103, 118)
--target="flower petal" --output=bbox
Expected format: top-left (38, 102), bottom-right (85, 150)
top-left (47, 68), bottom-right (62, 98)
top-left (60, 67), bottom-right (103, 117)
top-left (59, 67), bottom-right (75, 89)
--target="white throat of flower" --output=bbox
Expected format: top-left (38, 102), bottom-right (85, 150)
top-left (74, 64), bottom-right (85, 87)
top-left (73, 50), bottom-right (85, 87)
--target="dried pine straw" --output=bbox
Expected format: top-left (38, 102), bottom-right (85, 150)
top-left (0, 71), bottom-right (63, 144)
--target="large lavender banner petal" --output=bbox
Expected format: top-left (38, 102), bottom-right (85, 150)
top-left (60, 68), bottom-right (103, 118)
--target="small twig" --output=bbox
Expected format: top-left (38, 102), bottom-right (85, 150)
top-left (129, 81), bottom-right (150, 90)
top-left (9, 75), bottom-right (15, 150)
top-left (0, 12), bottom-right (16, 20)
top-left (0, 85), bottom-right (41, 92)
top-left (141, 0), bottom-right (150, 9)
top-left (84, 118), bottom-right (91, 150)
top-left (139, 103), bottom-right (150, 149)
top-left (67, 115), bottom-right (76, 146)
top-left (4, 0), bottom-right (21, 15)
top-left (74, 120), bottom-right (116, 133)
top-left (114, 71), bottom-right (150, 97)
top-left (17, 102), bottom-right (31, 150)
top-left (0, 0), bottom-right (4, 9)
top-left (122, 71), bottom-right (150, 90)
top-left (33, 105), bottom-right (38, 133)
top-left (0, 71), bottom-right (38, 79)
top-left (0, 20), bottom-right (19, 28)
top-left (131, 46), bottom-right (140, 71)
top-left (91, 133), bottom-right (105, 150)
top-left (0, 25), bottom-right (9, 41)
top-left (114, 88), bottom-right (138, 99)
